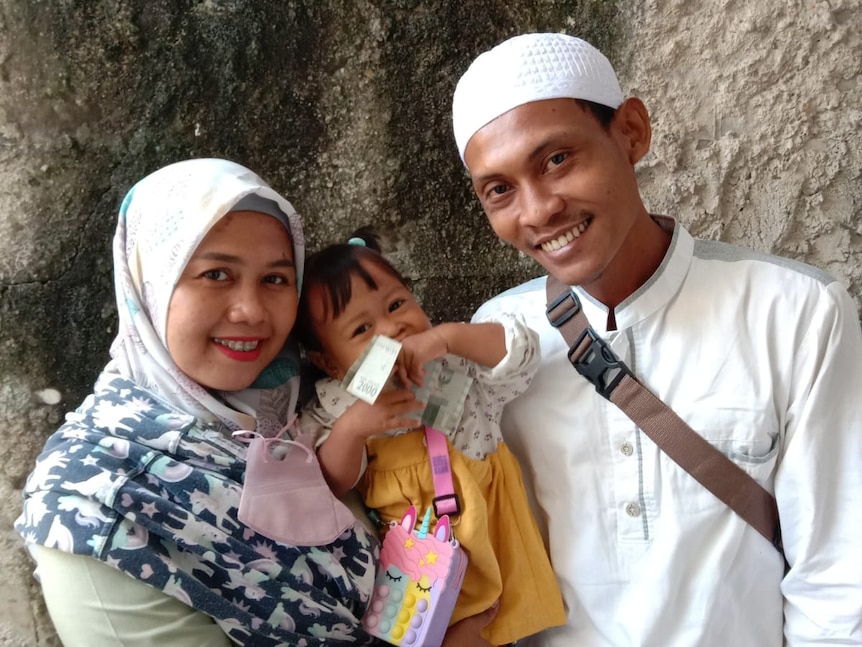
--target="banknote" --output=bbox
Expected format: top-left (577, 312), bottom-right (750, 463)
top-left (342, 335), bottom-right (402, 404)
top-left (412, 360), bottom-right (473, 433)
top-left (342, 336), bottom-right (473, 433)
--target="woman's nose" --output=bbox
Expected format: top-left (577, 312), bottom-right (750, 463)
top-left (228, 286), bottom-right (266, 324)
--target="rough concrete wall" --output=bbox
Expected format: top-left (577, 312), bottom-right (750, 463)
top-left (0, 0), bottom-right (859, 644)
top-left (626, 0), bottom-right (861, 295)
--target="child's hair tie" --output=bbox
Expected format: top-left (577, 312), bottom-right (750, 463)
top-left (347, 236), bottom-right (366, 247)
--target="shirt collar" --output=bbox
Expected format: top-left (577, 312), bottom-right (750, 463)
top-left (573, 215), bottom-right (694, 332)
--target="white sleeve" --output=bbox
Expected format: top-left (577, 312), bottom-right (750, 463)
top-left (779, 282), bottom-right (862, 644)
top-left (470, 310), bottom-right (541, 386)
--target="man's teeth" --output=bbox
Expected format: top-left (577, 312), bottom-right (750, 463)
top-left (214, 339), bottom-right (260, 352)
top-left (541, 221), bottom-right (589, 252)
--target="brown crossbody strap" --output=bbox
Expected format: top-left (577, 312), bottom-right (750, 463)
top-left (545, 275), bottom-right (782, 553)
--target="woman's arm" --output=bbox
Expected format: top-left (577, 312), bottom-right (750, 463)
top-left (30, 545), bottom-right (231, 647)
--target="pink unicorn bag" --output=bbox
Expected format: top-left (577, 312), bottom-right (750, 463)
top-left (362, 505), bottom-right (468, 647)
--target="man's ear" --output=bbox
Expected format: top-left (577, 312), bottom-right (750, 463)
top-left (613, 97), bottom-right (652, 165)
top-left (306, 350), bottom-right (342, 380)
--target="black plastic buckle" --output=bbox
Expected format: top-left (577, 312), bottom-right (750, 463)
top-left (546, 289), bottom-right (582, 328)
top-left (432, 493), bottom-right (461, 518)
top-left (568, 328), bottom-right (632, 399)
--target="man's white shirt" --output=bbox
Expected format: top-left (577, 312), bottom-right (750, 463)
top-left (475, 217), bottom-right (862, 646)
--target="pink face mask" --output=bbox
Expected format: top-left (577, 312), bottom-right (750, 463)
top-left (233, 428), bottom-right (356, 546)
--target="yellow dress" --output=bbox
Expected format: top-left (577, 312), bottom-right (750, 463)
top-left (360, 429), bottom-right (566, 645)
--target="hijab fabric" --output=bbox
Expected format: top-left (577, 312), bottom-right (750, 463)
top-left (109, 157), bottom-right (305, 434)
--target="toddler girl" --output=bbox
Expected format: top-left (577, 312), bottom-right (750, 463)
top-left (295, 230), bottom-right (565, 645)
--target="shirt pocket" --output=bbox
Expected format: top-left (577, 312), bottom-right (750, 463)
top-left (667, 408), bottom-right (780, 512)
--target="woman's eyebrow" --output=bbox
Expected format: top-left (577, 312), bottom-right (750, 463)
top-left (196, 252), bottom-right (242, 263)
top-left (195, 252), bottom-right (294, 268)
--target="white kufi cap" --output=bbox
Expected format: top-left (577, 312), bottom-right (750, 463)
top-left (452, 33), bottom-right (624, 160)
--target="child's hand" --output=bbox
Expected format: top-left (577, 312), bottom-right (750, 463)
top-left (334, 389), bottom-right (424, 440)
top-left (440, 600), bottom-right (499, 647)
top-left (398, 328), bottom-right (449, 387)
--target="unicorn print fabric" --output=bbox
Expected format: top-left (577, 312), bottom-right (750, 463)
top-left (16, 159), bottom-right (381, 646)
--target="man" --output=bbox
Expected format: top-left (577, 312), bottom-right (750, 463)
top-left (453, 33), bottom-right (862, 646)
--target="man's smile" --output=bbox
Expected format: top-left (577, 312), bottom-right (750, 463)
top-left (538, 218), bottom-right (592, 253)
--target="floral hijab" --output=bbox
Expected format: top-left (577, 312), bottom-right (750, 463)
top-left (106, 158), bottom-right (305, 434)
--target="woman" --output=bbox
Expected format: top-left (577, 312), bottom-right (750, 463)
top-left (15, 158), bottom-right (381, 646)
top-left (15, 158), bottom-right (497, 647)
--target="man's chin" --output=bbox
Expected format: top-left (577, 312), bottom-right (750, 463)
top-left (533, 254), bottom-right (580, 285)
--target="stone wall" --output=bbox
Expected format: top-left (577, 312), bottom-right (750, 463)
top-left (1, 0), bottom-right (858, 643)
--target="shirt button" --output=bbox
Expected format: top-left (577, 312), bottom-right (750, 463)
top-left (625, 502), bottom-right (642, 517)
top-left (620, 442), bottom-right (634, 456)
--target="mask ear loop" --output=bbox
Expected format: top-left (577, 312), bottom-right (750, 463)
top-left (232, 416), bottom-right (313, 464)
